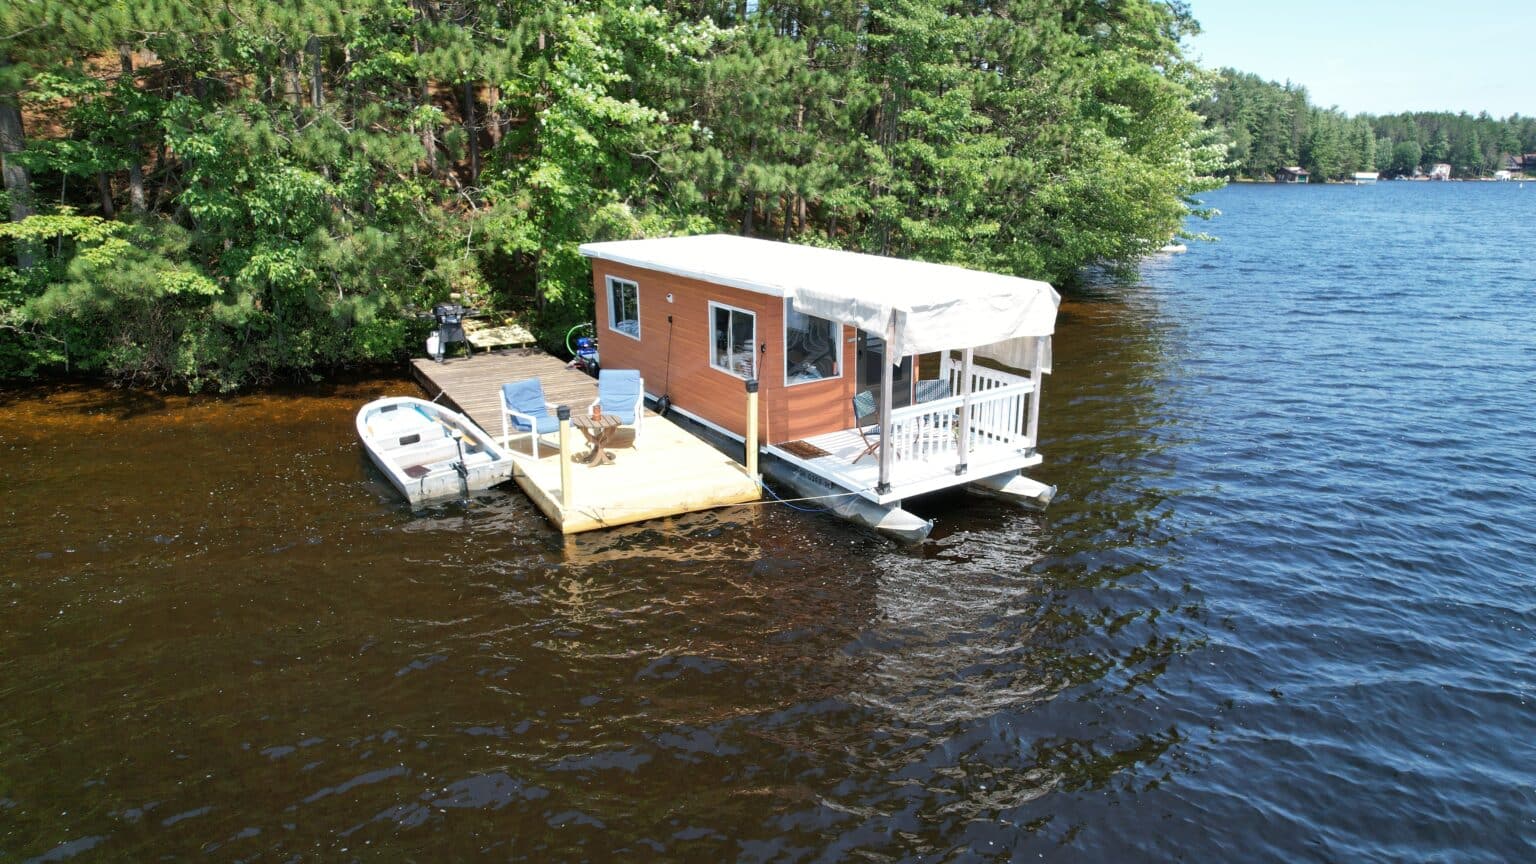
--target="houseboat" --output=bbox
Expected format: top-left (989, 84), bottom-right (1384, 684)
top-left (1351, 171), bottom-right (1379, 185)
top-left (577, 234), bottom-right (1060, 542)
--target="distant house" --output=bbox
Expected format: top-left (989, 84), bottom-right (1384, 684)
top-left (1429, 163), bottom-right (1452, 181)
top-left (1276, 166), bottom-right (1310, 184)
top-left (1523, 154), bottom-right (1536, 173)
top-left (1495, 170), bottom-right (1513, 181)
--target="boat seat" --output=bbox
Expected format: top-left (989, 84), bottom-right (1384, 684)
top-left (389, 440), bottom-right (463, 470)
top-left (403, 446), bottom-right (498, 480)
top-left (376, 422), bottom-right (455, 452)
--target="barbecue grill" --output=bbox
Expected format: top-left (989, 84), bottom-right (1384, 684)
top-left (430, 301), bottom-right (469, 362)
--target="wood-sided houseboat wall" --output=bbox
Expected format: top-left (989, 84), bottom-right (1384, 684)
top-left (590, 261), bottom-right (857, 446)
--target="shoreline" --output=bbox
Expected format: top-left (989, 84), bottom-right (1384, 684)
top-left (1226, 176), bottom-right (1526, 185)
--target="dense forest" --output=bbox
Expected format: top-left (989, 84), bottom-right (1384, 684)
top-left (1201, 69), bottom-right (1536, 182)
top-left (0, 0), bottom-right (1220, 391)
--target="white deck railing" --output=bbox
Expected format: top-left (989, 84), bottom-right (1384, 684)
top-left (940, 355), bottom-right (1031, 397)
top-left (885, 379), bottom-right (1036, 465)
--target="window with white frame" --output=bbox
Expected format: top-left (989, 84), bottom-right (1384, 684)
top-left (784, 302), bottom-right (841, 385)
top-left (710, 302), bottom-right (756, 379)
top-left (607, 277), bottom-right (640, 340)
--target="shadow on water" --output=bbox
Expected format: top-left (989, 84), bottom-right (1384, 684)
top-left (0, 381), bottom-right (172, 419)
top-left (0, 279), bottom-right (1207, 860)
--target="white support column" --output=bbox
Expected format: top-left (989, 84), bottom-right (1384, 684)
top-left (557, 405), bottom-right (573, 509)
top-left (877, 329), bottom-right (895, 495)
top-left (955, 347), bottom-right (973, 475)
top-left (745, 378), bottom-right (759, 478)
top-left (1026, 337), bottom-right (1046, 452)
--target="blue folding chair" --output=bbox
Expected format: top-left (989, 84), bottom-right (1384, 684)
top-left (500, 378), bottom-right (559, 457)
top-left (589, 369), bottom-right (645, 447)
top-left (851, 389), bottom-right (881, 463)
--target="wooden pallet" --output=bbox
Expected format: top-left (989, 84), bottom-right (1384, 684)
top-left (463, 318), bottom-right (536, 349)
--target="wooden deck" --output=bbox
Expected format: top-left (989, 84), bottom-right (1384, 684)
top-left (411, 348), bottom-right (596, 432)
top-left (410, 349), bottom-right (760, 533)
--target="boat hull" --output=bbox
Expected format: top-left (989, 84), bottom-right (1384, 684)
top-left (357, 396), bottom-right (514, 506)
top-left (653, 398), bottom-right (1056, 543)
top-left (659, 404), bottom-right (934, 543)
top-left (966, 470), bottom-right (1056, 510)
top-left (762, 458), bottom-right (934, 544)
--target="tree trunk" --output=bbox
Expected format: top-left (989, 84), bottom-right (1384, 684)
top-left (283, 51), bottom-right (302, 106)
top-left (306, 37), bottom-right (331, 180)
top-left (462, 81), bottom-right (479, 184)
top-left (0, 59), bottom-right (34, 267)
top-left (414, 39), bottom-right (437, 177)
top-left (282, 50), bottom-right (304, 127)
top-left (795, 100), bottom-right (809, 235)
top-left (307, 36), bottom-right (324, 107)
top-left (119, 47), bottom-right (147, 214)
top-left (97, 172), bottom-right (116, 218)
top-left (486, 84), bottom-right (503, 147)
top-left (341, 45), bottom-right (352, 116)
top-left (412, 0), bottom-right (439, 178)
top-left (742, 190), bottom-right (755, 236)
top-left (149, 139), bottom-right (170, 212)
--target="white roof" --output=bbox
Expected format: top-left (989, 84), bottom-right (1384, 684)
top-left (578, 234), bottom-right (1059, 362)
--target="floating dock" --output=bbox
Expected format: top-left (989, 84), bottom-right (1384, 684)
top-left (410, 348), bottom-right (760, 533)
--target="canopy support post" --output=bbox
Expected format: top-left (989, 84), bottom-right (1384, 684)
top-left (955, 347), bottom-right (972, 475)
top-left (877, 334), bottom-right (894, 496)
top-left (1026, 337), bottom-right (1045, 452)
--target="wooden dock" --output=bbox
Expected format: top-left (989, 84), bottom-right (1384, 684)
top-left (410, 348), bottom-right (760, 533)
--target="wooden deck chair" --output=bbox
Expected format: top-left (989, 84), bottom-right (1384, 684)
top-left (851, 389), bottom-right (881, 463)
top-left (500, 378), bottom-right (560, 457)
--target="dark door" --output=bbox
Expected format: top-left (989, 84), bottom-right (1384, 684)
top-left (856, 331), bottom-right (913, 409)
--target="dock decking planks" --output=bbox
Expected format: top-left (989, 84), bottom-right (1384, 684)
top-left (410, 348), bottom-right (760, 533)
top-left (411, 348), bottom-right (599, 432)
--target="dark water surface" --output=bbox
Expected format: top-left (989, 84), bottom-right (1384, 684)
top-left (3, 182), bottom-right (1535, 860)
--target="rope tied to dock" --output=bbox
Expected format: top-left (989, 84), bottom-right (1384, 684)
top-left (755, 479), bottom-right (865, 513)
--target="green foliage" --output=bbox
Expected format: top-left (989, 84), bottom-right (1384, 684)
top-left (1201, 67), bottom-right (1536, 180)
top-left (2, 0), bottom-right (1222, 389)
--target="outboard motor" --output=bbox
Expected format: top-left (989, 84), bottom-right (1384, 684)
top-left (449, 428), bottom-right (470, 499)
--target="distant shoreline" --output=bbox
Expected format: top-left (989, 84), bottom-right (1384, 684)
top-left (1226, 176), bottom-right (1526, 185)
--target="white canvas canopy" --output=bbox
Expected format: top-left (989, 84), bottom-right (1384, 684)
top-left (578, 234), bottom-right (1058, 368)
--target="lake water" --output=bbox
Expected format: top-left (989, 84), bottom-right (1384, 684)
top-left (2, 182), bottom-right (1534, 860)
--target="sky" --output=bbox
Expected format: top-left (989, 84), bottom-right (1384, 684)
top-left (1185, 0), bottom-right (1534, 118)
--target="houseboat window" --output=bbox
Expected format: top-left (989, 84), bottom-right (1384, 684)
top-left (784, 302), bottom-right (840, 385)
top-left (607, 277), bottom-right (640, 340)
top-left (709, 302), bottom-right (756, 379)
